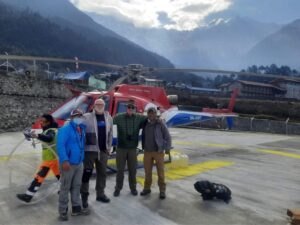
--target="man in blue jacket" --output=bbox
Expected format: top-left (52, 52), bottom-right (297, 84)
top-left (57, 109), bottom-right (88, 221)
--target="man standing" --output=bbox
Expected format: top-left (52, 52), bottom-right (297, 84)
top-left (140, 107), bottom-right (172, 199)
top-left (80, 99), bottom-right (113, 209)
top-left (17, 114), bottom-right (59, 203)
top-left (113, 100), bottom-right (146, 197)
top-left (57, 109), bottom-right (88, 221)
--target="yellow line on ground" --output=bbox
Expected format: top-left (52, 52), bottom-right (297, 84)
top-left (107, 150), bottom-right (186, 167)
top-left (0, 156), bottom-right (9, 161)
top-left (202, 143), bottom-right (235, 148)
top-left (257, 149), bottom-right (300, 159)
top-left (173, 141), bottom-right (194, 145)
top-left (173, 140), bottom-right (234, 148)
top-left (0, 151), bottom-right (41, 161)
top-left (137, 160), bottom-right (234, 186)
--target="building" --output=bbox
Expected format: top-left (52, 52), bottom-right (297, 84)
top-left (0, 61), bottom-right (16, 74)
top-left (271, 78), bottom-right (300, 100)
top-left (56, 71), bottom-right (90, 85)
top-left (167, 83), bottom-right (221, 98)
top-left (219, 80), bottom-right (286, 98)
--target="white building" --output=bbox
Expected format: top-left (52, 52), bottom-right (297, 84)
top-left (272, 78), bottom-right (300, 100)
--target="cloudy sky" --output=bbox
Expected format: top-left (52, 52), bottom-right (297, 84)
top-left (70, 0), bottom-right (300, 31)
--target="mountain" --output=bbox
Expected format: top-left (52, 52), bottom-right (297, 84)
top-left (204, 0), bottom-right (300, 25)
top-left (88, 13), bottom-right (280, 70)
top-left (0, 0), bottom-right (122, 40)
top-left (245, 19), bottom-right (300, 69)
top-left (0, 0), bottom-right (173, 68)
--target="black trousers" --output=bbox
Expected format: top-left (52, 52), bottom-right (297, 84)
top-left (80, 151), bottom-right (108, 197)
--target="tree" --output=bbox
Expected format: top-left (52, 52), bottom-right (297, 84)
top-left (247, 65), bottom-right (258, 73)
top-left (279, 66), bottom-right (291, 76)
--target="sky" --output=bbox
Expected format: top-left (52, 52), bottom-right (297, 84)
top-left (70, 0), bottom-right (300, 31)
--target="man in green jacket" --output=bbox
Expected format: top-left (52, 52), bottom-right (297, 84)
top-left (113, 100), bottom-right (146, 197)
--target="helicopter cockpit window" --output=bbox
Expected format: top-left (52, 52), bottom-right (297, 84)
top-left (99, 95), bottom-right (110, 111)
top-left (116, 101), bottom-right (136, 114)
top-left (117, 102), bottom-right (127, 114)
top-left (52, 95), bottom-right (92, 120)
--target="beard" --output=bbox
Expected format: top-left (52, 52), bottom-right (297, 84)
top-left (94, 107), bottom-right (104, 114)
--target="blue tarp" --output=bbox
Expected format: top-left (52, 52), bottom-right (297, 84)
top-left (62, 71), bottom-right (90, 80)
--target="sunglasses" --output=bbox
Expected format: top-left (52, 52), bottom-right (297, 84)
top-left (127, 105), bottom-right (135, 109)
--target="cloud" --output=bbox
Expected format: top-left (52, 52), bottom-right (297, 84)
top-left (69, 0), bottom-right (232, 31)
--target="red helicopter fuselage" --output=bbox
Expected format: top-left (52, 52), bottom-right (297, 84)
top-left (32, 84), bottom-right (173, 128)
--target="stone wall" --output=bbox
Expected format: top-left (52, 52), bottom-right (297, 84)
top-left (0, 74), bottom-right (72, 132)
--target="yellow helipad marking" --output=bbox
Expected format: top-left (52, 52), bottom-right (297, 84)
top-left (107, 150), bottom-right (185, 167)
top-left (173, 141), bottom-right (194, 145)
top-left (137, 160), bottom-right (234, 185)
top-left (257, 149), bottom-right (300, 159)
top-left (201, 143), bottom-right (235, 148)
top-left (173, 140), bottom-right (234, 148)
top-left (0, 156), bottom-right (9, 161)
top-left (0, 150), bottom-right (39, 161)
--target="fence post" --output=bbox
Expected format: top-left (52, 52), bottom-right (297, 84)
top-left (221, 117), bottom-right (225, 130)
top-left (285, 118), bottom-right (289, 135)
top-left (250, 117), bottom-right (254, 131)
top-left (33, 60), bottom-right (36, 77)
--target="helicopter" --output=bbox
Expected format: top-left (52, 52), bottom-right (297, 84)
top-left (30, 82), bottom-right (238, 129)
top-left (27, 61), bottom-right (239, 130)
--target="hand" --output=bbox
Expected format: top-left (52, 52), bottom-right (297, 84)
top-left (165, 150), bottom-right (170, 154)
top-left (62, 161), bottom-right (71, 171)
top-left (30, 133), bottom-right (38, 138)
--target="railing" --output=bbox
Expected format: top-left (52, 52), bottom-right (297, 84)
top-left (183, 117), bottom-right (300, 135)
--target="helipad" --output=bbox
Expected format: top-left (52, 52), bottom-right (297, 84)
top-left (0, 128), bottom-right (299, 225)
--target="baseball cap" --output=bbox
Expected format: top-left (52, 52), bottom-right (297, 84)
top-left (70, 109), bottom-right (83, 117)
top-left (147, 107), bottom-right (157, 113)
top-left (126, 100), bottom-right (136, 108)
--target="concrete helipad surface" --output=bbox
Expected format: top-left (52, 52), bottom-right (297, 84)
top-left (0, 128), bottom-right (299, 225)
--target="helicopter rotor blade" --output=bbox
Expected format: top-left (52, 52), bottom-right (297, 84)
top-left (145, 67), bottom-right (294, 80)
top-left (0, 54), bottom-right (122, 70)
top-left (108, 75), bottom-right (129, 91)
top-left (0, 54), bottom-right (296, 80)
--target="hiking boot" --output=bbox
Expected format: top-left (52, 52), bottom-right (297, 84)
top-left (81, 207), bottom-right (90, 215)
top-left (140, 189), bottom-right (151, 196)
top-left (16, 194), bottom-right (32, 203)
top-left (159, 192), bottom-right (166, 199)
top-left (96, 195), bottom-right (110, 203)
top-left (113, 190), bottom-right (120, 197)
top-left (131, 189), bottom-right (138, 196)
top-left (59, 213), bottom-right (68, 221)
top-left (71, 206), bottom-right (82, 216)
